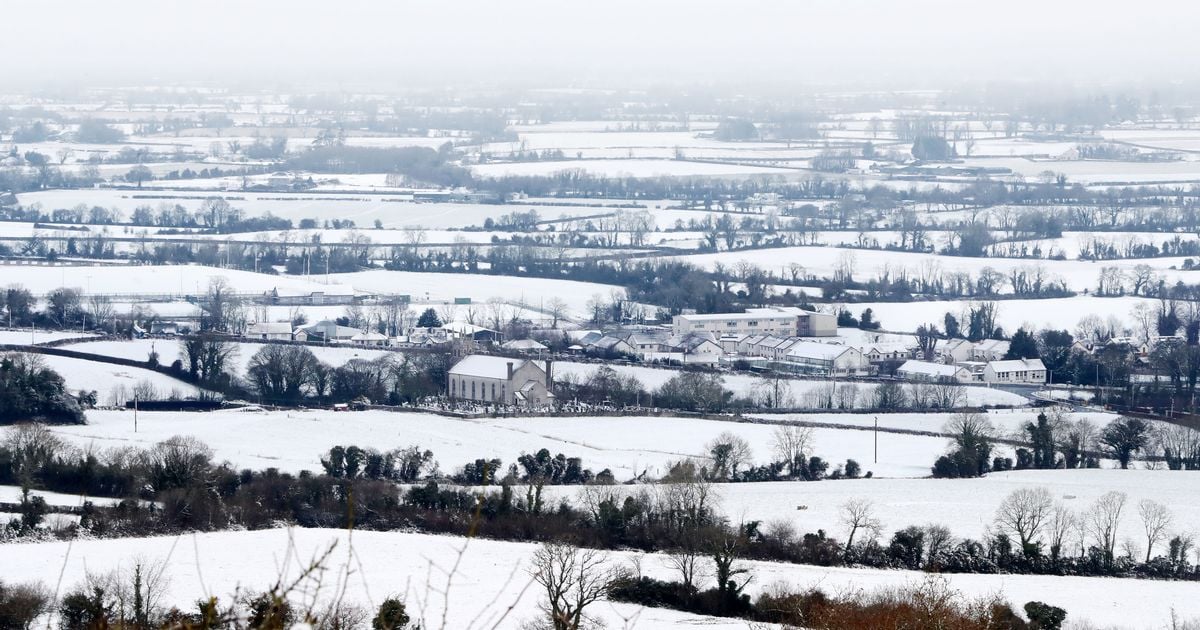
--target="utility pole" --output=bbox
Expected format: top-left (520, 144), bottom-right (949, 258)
top-left (133, 395), bottom-right (139, 433)
top-left (874, 415), bottom-right (878, 464)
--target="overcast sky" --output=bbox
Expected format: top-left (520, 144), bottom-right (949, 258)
top-left (3, 0), bottom-right (1196, 89)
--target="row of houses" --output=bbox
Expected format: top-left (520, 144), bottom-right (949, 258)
top-left (730, 334), bottom-right (872, 376)
top-left (244, 320), bottom-right (505, 348)
top-left (579, 330), bottom-right (724, 366)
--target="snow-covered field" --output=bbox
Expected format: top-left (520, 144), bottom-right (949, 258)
top-left (14, 189), bottom-right (606, 229)
top-left (32, 354), bottom-right (201, 400)
top-left (472, 158), bottom-right (801, 179)
top-left (843, 295), bottom-right (1158, 335)
top-left (4, 527), bottom-right (1194, 629)
top-left (1, 263), bottom-right (354, 298)
top-left (0, 329), bottom-right (97, 345)
top-left (674, 245), bottom-right (1200, 293)
top-left (49, 409), bottom-right (955, 479)
top-left (320, 270), bottom-right (624, 320)
top-left (0, 484), bottom-right (124, 507)
top-left (57, 339), bottom-right (396, 377)
top-left (541, 467), bottom-right (1199, 558)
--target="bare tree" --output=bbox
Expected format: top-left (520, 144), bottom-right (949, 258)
top-left (1085, 491), bottom-right (1128, 566)
top-left (1047, 503), bottom-right (1076, 561)
top-left (546, 297), bottom-right (569, 330)
top-left (705, 431), bottom-right (753, 480)
top-left (1138, 499), bottom-right (1173, 563)
top-left (994, 487), bottom-right (1054, 557)
top-left (665, 548), bottom-right (706, 592)
top-left (529, 543), bottom-right (612, 630)
top-left (840, 498), bottom-right (883, 551)
top-left (86, 295), bottom-right (116, 333)
top-left (771, 425), bottom-right (814, 477)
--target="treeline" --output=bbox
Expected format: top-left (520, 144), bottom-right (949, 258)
top-left (5, 425), bottom-right (1198, 591)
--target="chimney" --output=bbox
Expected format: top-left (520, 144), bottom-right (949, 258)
top-left (506, 361), bottom-right (514, 381)
top-left (544, 360), bottom-right (553, 386)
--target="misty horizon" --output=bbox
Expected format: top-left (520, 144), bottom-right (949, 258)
top-left (3, 0), bottom-right (1197, 90)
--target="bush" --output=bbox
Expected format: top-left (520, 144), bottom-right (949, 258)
top-left (0, 580), bottom-right (51, 629)
top-left (1025, 601), bottom-right (1067, 630)
top-left (372, 597), bottom-right (411, 629)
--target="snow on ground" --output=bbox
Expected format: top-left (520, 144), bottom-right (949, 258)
top-left (0, 328), bottom-right (97, 345)
top-left (843, 295), bottom-right (1157, 335)
top-left (1, 528), bottom-right (753, 629)
top-left (31, 354), bottom-right (201, 401)
top-left (14, 189), bottom-right (606, 230)
top-left (750, 408), bottom-right (1120, 437)
top-left (553, 361), bottom-right (1028, 408)
top-left (4, 527), bottom-right (1195, 629)
top-left (674, 245), bottom-right (1200, 293)
top-left (49, 409), bottom-right (951, 479)
top-left (542, 468), bottom-right (1200, 563)
top-left (2, 263), bottom-right (354, 298)
top-left (471, 158), bottom-right (800, 179)
top-left (57, 339), bottom-right (396, 377)
top-left (0, 484), bottom-right (124, 507)
top-left (322, 270), bottom-right (623, 319)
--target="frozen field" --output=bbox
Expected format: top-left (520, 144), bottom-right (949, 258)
top-left (4, 527), bottom-right (1194, 629)
top-left (49, 409), bottom-right (955, 479)
top-left (0, 484), bottom-right (124, 508)
top-left (553, 361), bottom-right (1028, 408)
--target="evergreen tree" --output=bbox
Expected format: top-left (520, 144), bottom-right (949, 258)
top-left (416, 308), bottom-right (442, 328)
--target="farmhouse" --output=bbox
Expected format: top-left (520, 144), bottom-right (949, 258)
top-left (350, 331), bottom-right (388, 347)
top-left (672, 307), bottom-right (836, 338)
top-left (982, 358), bottom-right (1047, 385)
top-left (245, 321), bottom-right (295, 341)
top-left (448, 355), bottom-right (554, 406)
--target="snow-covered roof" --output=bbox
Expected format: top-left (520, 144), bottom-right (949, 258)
top-left (974, 339), bottom-right (1010, 353)
top-left (784, 341), bottom-right (854, 361)
top-left (247, 322), bottom-right (294, 335)
top-left (501, 339), bottom-right (548, 351)
top-left (987, 358), bottom-right (1046, 373)
top-left (897, 360), bottom-right (965, 378)
top-left (351, 331), bottom-right (388, 341)
top-left (449, 354), bottom-right (531, 379)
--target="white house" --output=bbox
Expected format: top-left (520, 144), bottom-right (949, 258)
top-left (501, 339), bottom-right (548, 353)
top-left (971, 339), bottom-right (1011, 362)
top-left (448, 355), bottom-right (554, 406)
top-left (781, 341), bottom-right (870, 376)
top-left (245, 322), bottom-right (296, 341)
top-left (896, 360), bottom-right (973, 383)
top-left (938, 338), bottom-right (974, 363)
top-left (982, 358), bottom-right (1047, 385)
top-left (302, 320), bottom-right (361, 343)
top-left (861, 342), bottom-right (915, 364)
top-left (350, 331), bottom-right (389, 347)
